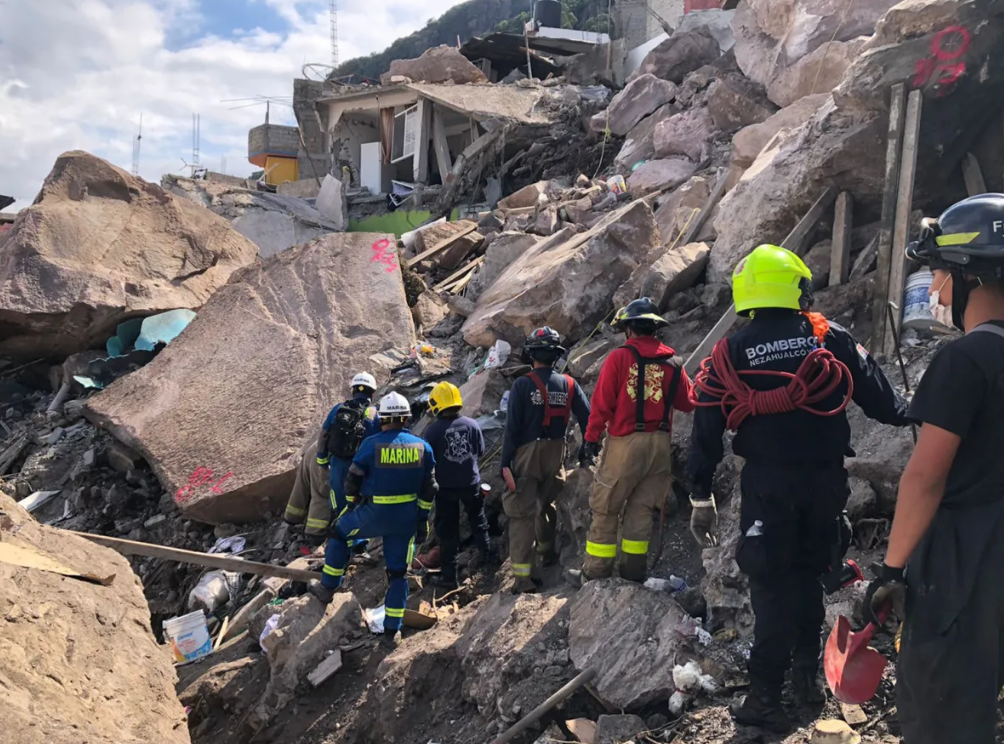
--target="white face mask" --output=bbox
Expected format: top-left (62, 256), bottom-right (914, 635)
top-left (929, 275), bottom-right (954, 328)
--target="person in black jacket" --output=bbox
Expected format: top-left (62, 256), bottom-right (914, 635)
top-left (422, 381), bottom-right (492, 589)
top-left (501, 327), bottom-right (590, 593)
top-left (687, 244), bottom-right (909, 733)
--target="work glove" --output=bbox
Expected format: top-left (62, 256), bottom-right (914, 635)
top-left (501, 466), bottom-right (516, 492)
top-left (864, 563), bottom-right (906, 630)
top-left (578, 440), bottom-right (600, 468)
top-left (689, 495), bottom-right (719, 548)
top-left (416, 517), bottom-right (429, 547)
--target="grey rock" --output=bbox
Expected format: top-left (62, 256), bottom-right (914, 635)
top-left (596, 714), bottom-right (647, 744)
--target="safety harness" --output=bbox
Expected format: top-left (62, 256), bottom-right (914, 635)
top-left (691, 312), bottom-right (854, 431)
top-left (526, 371), bottom-right (576, 429)
top-left (621, 346), bottom-right (683, 432)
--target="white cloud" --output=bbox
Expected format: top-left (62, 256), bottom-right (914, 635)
top-left (0, 0), bottom-right (467, 208)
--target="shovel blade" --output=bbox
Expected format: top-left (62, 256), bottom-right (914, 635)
top-left (824, 615), bottom-right (889, 704)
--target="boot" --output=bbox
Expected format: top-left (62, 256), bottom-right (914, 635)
top-left (512, 576), bottom-right (539, 594)
top-left (791, 665), bottom-right (826, 705)
top-left (380, 629), bottom-right (402, 649)
top-left (730, 682), bottom-right (790, 734)
top-left (565, 568), bottom-right (585, 588)
top-left (538, 545), bottom-right (557, 568)
top-left (430, 574), bottom-right (459, 591)
top-left (308, 581), bottom-right (335, 605)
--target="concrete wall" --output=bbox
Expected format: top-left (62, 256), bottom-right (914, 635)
top-left (293, 78), bottom-right (330, 180)
top-left (615, 0), bottom-right (651, 50)
top-left (248, 124), bottom-right (300, 160)
top-left (648, 0), bottom-right (685, 38)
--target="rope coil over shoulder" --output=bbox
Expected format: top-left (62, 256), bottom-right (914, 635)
top-left (690, 313), bottom-right (854, 431)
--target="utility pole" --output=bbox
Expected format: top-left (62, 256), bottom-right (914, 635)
top-left (192, 113), bottom-right (201, 177)
top-left (131, 114), bottom-right (143, 177)
top-left (330, 0), bottom-right (339, 67)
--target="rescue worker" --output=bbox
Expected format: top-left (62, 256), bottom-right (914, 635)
top-left (310, 392), bottom-right (437, 647)
top-left (501, 326), bottom-right (591, 593)
top-left (282, 436), bottom-right (332, 545)
top-left (864, 195), bottom-right (1004, 744)
top-left (422, 381), bottom-right (492, 589)
top-left (317, 372), bottom-right (380, 523)
top-left (686, 244), bottom-right (908, 732)
top-left (567, 298), bottom-right (696, 586)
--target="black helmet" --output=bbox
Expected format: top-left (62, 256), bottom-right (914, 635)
top-left (906, 194), bottom-right (1004, 329)
top-left (612, 297), bottom-right (669, 333)
top-left (522, 326), bottom-right (565, 364)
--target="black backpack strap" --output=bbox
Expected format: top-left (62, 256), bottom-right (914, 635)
top-left (622, 346), bottom-right (647, 432)
top-left (620, 345), bottom-right (680, 432)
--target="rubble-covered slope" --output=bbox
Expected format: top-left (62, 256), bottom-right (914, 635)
top-left (0, 491), bottom-right (190, 744)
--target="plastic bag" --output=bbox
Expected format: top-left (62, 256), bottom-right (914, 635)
top-left (188, 570), bottom-right (233, 613)
top-left (606, 175), bottom-right (627, 195)
top-left (485, 340), bottom-right (511, 369)
top-left (258, 613), bottom-right (281, 653)
top-left (364, 606), bottom-right (386, 634)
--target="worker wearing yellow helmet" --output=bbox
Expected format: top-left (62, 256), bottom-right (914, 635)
top-left (686, 244), bottom-right (909, 732)
top-left (422, 381), bottom-right (493, 589)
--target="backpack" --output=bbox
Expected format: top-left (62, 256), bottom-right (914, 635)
top-left (621, 346), bottom-right (683, 432)
top-left (526, 371), bottom-right (576, 429)
top-left (326, 399), bottom-right (370, 459)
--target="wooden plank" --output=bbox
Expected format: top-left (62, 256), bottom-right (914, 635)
top-left (431, 106), bottom-right (453, 182)
top-left (406, 223), bottom-right (477, 268)
top-left (412, 98), bottom-right (432, 184)
top-left (308, 650), bottom-right (343, 687)
top-left (962, 152), bottom-right (987, 196)
top-left (0, 433), bottom-right (28, 476)
top-left (213, 616), bottom-right (230, 651)
top-left (682, 185), bottom-right (840, 375)
top-left (433, 256), bottom-right (485, 290)
top-left (679, 168), bottom-right (729, 246)
top-left (885, 89), bottom-right (923, 357)
top-left (829, 192), bottom-right (853, 287)
top-left (871, 83), bottom-right (907, 355)
top-left (67, 531), bottom-right (322, 582)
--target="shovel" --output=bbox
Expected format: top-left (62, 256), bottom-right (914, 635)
top-left (824, 603), bottom-right (891, 704)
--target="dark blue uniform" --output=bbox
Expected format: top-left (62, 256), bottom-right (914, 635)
top-left (321, 428), bottom-right (436, 632)
top-left (317, 393), bottom-right (380, 517)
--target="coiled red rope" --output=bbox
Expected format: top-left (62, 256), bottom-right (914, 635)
top-left (691, 334), bottom-right (854, 432)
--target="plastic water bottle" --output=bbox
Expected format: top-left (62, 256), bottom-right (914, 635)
top-left (644, 575), bottom-right (687, 593)
top-left (746, 520), bottom-right (764, 537)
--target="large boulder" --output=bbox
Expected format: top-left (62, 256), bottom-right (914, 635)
top-left (461, 201), bottom-right (661, 349)
top-left (0, 492), bottom-right (190, 744)
top-left (569, 579), bottom-right (701, 709)
top-left (604, 74), bottom-right (678, 137)
top-left (468, 232), bottom-right (541, 301)
top-left (699, 482), bottom-right (755, 637)
top-left (627, 158), bottom-right (698, 198)
top-left (0, 151), bottom-right (258, 358)
top-left (630, 28), bottom-right (723, 84)
top-left (706, 75), bottom-right (778, 131)
top-left (613, 242), bottom-right (711, 312)
top-left (614, 105), bottom-right (677, 171)
top-left (85, 233), bottom-right (416, 524)
top-left (712, 0), bottom-right (1004, 283)
top-left (767, 37), bottom-right (870, 107)
top-left (555, 468), bottom-right (594, 569)
top-left (655, 175), bottom-right (713, 245)
top-left (728, 93), bottom-right (830, 182)
top-left (381, 45), bottom-right (488, 85)
top-left (654, 108), bottom-right (715, 162)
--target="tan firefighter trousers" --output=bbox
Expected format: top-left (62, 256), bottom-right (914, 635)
top-left (583, 431), bottom-right (673, 582)
top-left (283, 437), bottom-right (332, 538)
top-left (502, 439), bottom-right (566, 581)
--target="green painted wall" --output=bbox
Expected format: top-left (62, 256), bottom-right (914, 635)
top-left (348, 209), bottom-right (461, 237)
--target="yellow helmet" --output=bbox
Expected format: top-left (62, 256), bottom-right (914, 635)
top-left (732, 244), bottom-right (813, 314)
top-left (428, 381), bottom-right (463, 415)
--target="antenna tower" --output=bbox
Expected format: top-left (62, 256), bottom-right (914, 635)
top-left (330, 0), bottom-right (339, 67)
top-left (131, 114), bottom-right (143, 177)
top-left (192, 113), bottom-right (201, 176)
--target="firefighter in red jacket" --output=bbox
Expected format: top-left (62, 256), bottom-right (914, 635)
top-left (567, 298), bottom-right (696, 585)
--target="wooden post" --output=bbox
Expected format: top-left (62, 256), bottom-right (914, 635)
top-left (962, 152), bottom-right (987, 196)
top-left (678, 168), bottom-right (729, 247)
top-left (885, 89), bottom-right (923, 356)
top-left (871, 83), bottom-right (907, 355)
top-left (412, 98), bottom-right (432, 184)
top-left (683, 186), bottom-right (839, 375)
top-left (431, 106), bottom-right (453, 184)
top-left (829, 192), bottom-right (853, 287)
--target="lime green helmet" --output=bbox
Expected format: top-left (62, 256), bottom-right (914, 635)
top-left (732, 244), bottom-right (813, 314)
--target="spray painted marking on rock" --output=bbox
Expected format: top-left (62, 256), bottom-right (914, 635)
top-left (370, 238), bottom-right (398, 273)
top-left (912, 26), bottom-right (971, 97)
top-left (175, 466), bottom-right (235, 504)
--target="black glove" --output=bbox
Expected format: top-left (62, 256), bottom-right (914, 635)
top-left (578, 440), bottom-right (601, 467)
top-left (416, 517), bottom-right (429, 546)
top-left (689, 495), bottom-right (719, 548)
top-left (864, 563), bottom-right (906, 629)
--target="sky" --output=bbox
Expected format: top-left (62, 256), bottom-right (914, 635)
top-left (0, 0), bottom-right (467, 208)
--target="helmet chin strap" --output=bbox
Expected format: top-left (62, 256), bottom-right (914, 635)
top-left (950, 269), bottom-right (983, 330)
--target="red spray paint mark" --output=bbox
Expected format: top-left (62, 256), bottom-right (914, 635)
top-left (913, 26), bottom-right (971, 97)
top-left (370, 238), bottom-right (398, 273)
top-left (175, 467), bottom-right (235, 504)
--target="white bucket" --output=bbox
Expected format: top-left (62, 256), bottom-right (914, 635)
top-left (902, 269), bottom-right (938, 331)
top-left (163, 610), bottom-right (212, 664)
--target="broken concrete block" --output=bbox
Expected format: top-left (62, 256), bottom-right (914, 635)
top-left (315, 174), bottom-right (348, 231)
top-left (614, 242), bottom-right (710, 312)
top-left (604, 74), bottom-right (677, 137)
top-left (446, 294), bottom-right (476, 318)
top-left (0, 492), bottom-right (190, 744)
top-left (630, 27), bottom-right (722, 84)
top-left (569, 579), bottom-right (698, 709)
top-left (498, 182), bottom-right (547, 211)
top-left (596, 714), bottom-right (647, 744)
top-left (0, 151), bottom-right (258, 358)
top-left (462, 201), bottom-right (660, 349)
top-left (412, 290), bottom-right (449, 329)
top-left (614, 104), bottom-right (676, 171)
top-left (706, 75), bottom-right (777, 131)
top-left (654, 108), bottom-right (715, 162)
top-left (626, 158), bottom-right (697, 198)
top-left (107, 441), bottom-right (143, 473)
top-left (532, 208), bottom-right (560, 236)
top-left (381, 45), bottom-right (488, 85)
top-left (85, 232), bottom-right (415, 524)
